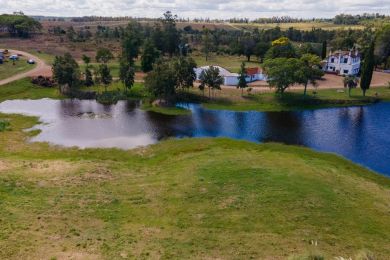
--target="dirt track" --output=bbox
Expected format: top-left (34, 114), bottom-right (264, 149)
top-left (0, 49), bottom-right (52, 86)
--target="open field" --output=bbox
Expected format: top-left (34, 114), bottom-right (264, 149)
top-left (233, 22), bottom-right (366, 31)
top-left (192, 53), bottom-right (261, 73)
top-left (0, 57), bottom-right (36, 80)
top-left (0, 113), bottom-right (389, 259)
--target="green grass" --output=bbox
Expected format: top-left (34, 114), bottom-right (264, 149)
top-left (0, 58), bottom-right (36, 80)
top-left (201, 87), bottom-right (390, 112)
top-left (141, 102), bottom-right (191, 115)
top-left (0, 113), bottom-right (389, 259)
top-left (0, 119), bottom-right (10, 131)
top-left (0, 78), bottom-right (63, 102)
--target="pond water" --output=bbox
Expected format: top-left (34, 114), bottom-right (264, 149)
top-left (0, 98), bottom-right (389, 176)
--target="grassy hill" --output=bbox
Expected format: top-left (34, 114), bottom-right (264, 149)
top-left (0, 113), bottom-right (389, 259)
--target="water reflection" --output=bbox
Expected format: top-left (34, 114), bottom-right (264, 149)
top-left (0, 99), bottom-right (389, 176)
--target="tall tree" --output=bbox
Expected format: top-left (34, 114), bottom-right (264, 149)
top-left (119, 59), bottom-right (135, 94)
top-left (98, 64), bottom-right (112, 92)
top-left (202, 28), bottom-right (213, 61)
top-left (297, 54), bottom-right (324, 97)
top-left (321, 41), bottom-right (327, 60)
top-left (255, 42), bottom-right (271, 63)
top-left (199, 66), bottom-right (224, 99)
top-left (122, 21), bottom-right (142, 65)
top-left (52, 53), bottom-right (80, 92)
top-left (96, 48), bottom-right (114, 64)
top-left (360, 40), bottom-right (376, 96)
top-left (172, 57), bottom-right (197, 91)
top-left (161, 11), bottom-right (180, 57)
top-left (145, 59), bottom-right (176, 100)
top-left (82, 55), bottom-right (93, 87)
top-left (141, 39), bottom-right (160, 73)
top-left (237, 62), bottom-right (248, 96)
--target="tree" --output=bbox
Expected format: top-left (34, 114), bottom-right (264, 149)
top-left (199, 66), bottom-right (224, 99)
top-left (263, 58), bottom-right (301, 95)
top-left (296, 54), bottom-right (324, 97)
top-left (360, 40), bottom-right (375, 96)
top-left (96, 48), bottom-right (114, 64)
top-left (119, 59), bottom-right (135, 94)
top-left (122, 21), bottom-right (142, 65)
top-left (145, 59), bottom-right (176, 100)
top-left (321, 41), bottom-right (327, 60)
top-left (52, 53), bottom-right (80, 92)
top-left (237, 62), bottom-right (248, 96)
top-left (141, 39), bottom-right (160, 73)
top-left (202, 28), bottom-right (213, 61)
top-left (375, 25), bottom-right (390, 67)
top-left (172, 57), bottom-right (197, 91)
top-left (265, 37), bottom-right (297, 59)
top-left (98, 64), bottom-right (112, 92)
top-left (343, 75), bottom-right (359, 97)
top-left (82, 55), bottom-right (93, 87)
top-left (240, 34), bottom-right (256, 62)
top-left (161, 11), bottom-right (180, 57)
top-left (255, 42), bottom-right (271, 63)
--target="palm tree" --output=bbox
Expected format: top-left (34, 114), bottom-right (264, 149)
top-left (343, 75), bottom-right (359, 97)
top-left (199, 66), bottom-right (224, 99)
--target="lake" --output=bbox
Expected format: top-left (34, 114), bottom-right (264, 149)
top-left (0, 98), bottom-right (389, 176)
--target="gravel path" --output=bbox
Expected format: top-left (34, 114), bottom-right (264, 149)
top-left (0, 49), bottom-right (52, 86)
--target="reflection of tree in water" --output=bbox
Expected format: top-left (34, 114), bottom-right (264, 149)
top-left (261, 111), bottom-right (305, 145)
top-left (336, 106), bottom-right (365, 152)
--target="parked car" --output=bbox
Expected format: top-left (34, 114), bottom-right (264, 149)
top-left (9, 54), bottom-right (19, 61)
top-left (27, 59), bottom-right (35, 64)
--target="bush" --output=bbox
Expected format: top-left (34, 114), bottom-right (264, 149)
top-left (0, 120), bottom-right (10, 132)
top-left (96, 91), bottom-right (124, 105)
top-left (31, 76), bottom-right (56, 88)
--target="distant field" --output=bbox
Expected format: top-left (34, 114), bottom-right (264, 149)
top-left (233, 22), bottom-right (366, 31)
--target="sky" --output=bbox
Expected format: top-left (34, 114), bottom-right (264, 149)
top-left (1, 0), bottom-right (390, 19)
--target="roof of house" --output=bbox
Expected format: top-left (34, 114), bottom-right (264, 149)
top-left (246, 67), bottom-right (260, 76)
top-left (329, 50), bottom-right (361, 58)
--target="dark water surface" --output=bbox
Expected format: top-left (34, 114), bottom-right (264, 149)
top-left (0, 98), bottom-right (389, 176)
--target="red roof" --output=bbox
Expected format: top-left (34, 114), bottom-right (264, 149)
top-left (246, 67), bottom-right (260, 76)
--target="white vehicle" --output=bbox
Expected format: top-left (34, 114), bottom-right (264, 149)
top-left (27, 59), bottom-right (35, 64)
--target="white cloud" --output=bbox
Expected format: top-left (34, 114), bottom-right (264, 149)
top-left (1, 0), bottom-right (389, 18)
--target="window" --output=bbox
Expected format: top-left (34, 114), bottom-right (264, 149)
top-left (330, 58), bottom-right (335, 63)
top-left (343, 58), bottom-right (348, 63)
top-left (343, 70), bottom-right (349, 74)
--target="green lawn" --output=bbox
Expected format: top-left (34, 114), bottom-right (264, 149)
top-left (0, 113), bottom-right (389, 259)
top-left (0, 58), bottom-right (36, 80)
top-left (0, 78), bottom-right (63, 102)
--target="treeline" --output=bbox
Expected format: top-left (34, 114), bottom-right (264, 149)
top-left (0, 14), bottom-right (41, 37)
top-left (334, 13), bottom-right (388, 25)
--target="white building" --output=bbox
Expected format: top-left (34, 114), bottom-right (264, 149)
top-left (323, 50), bottom-right (361, 76)
top-left (194, 66), bottom-right (265, 86)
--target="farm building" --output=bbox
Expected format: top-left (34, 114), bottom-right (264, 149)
top-left (194, 66), bottom-right (265, 86)
top-left (323, 50), bottom-right (361, 76)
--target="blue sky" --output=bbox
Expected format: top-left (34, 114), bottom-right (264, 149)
top-left (1, 0), bottom-right (390, 19)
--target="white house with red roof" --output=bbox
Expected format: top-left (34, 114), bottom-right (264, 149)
top-left (195, 66), bottom-right (265, 86)
top-left (323, 49), bottom-right (361, 76)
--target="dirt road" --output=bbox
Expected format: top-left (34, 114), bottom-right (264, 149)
top-left (0, 49), bottom-right (52, 86)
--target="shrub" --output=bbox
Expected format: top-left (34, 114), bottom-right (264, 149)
top-left (0, 120), bottom-right (10, 132)
top-left (31, 76), bottom-right (56, 88)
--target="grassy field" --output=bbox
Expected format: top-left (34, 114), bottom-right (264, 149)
top-left (0, 113), bottom-right (389, 259)
top-left (232, 22), bottom-right (366, 31)
top-left (199, 86), bottom-right (390, 112)
top-left (0, 58), bottom-right (36, 80)
top-left (0, 78), bottom-right (63, 102)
